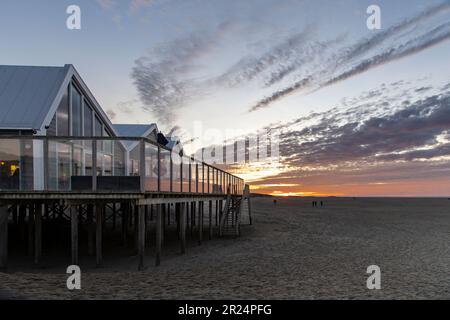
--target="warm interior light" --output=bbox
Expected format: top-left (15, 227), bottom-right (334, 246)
top-left (10, 164), bottom-right (17, 175)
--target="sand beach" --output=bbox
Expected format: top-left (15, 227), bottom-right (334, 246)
top-left (1, 197), bottom-right (449, 300)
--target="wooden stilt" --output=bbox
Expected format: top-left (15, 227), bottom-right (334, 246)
top-left (0, 205), bottom-right (8, 270)
top-left (18, 206), bottom-right (26, 246)
top-left (27, 205), bottom-right (34, 256)
top-left (215, 201), bottom-right (218, 226)
top-left (34, 204), bottom-right (42, 265)
top-left (198, 202), bottom-right (203, 245)
top-left (12, 206), bottom-right (18, 224)
top-left (155, 204), bottom-right (162, 266)
top-left (112, 203), bottom-right (116, 231)
top-left (209, 200), bottom-right (213, 240)
top-left (167, 204), bottom-right (171, 226)
top-left (96, 205), bottom-right (103, 268)
top-left (246, 185), bottom-right (253, 225)
top-left (190, 202), bottom-right (194, 237)
top-left (71, 206), bottom-right (79, 265)
top-left (161, 204), bottom-right (165, 246)
top-left (87, 204), bottom-right (94, 256)
top-left (176, 203), bottom-right (180, 239)
top-left (122, 202), bottom-right (128, 246)
top-left (134, 205), bottom-right (138, 249)
top-left (180, 203), bottom-right (186, 254)
top-left (138, 205), bottom-right (146, 270)
top-left (186, 203), bottom-right (190, 237)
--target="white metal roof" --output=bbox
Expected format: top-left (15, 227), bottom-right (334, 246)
top-left (0, 64), bottom-right (119, 137)
top-left (113, 124), bottom-right (157, 137)
top-left (0, 65), bottom-right (68, 130)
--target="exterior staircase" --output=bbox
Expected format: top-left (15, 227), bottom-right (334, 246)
top-left (219, 185), bottom-right (251, 238)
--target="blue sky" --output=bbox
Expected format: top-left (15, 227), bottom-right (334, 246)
top-left (1, 0), bottom-right (450, 195)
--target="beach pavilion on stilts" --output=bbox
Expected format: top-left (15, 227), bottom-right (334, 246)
top-left (0, 64), bottom-right (251, 271)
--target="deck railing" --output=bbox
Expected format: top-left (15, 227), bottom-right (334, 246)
top-left (0, 136), bottom-right (244, 195)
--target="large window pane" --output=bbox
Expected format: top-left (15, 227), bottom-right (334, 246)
top-left (160, 149), bottom-right (171, 192)
top-left (56, 87), bottom-right (69, 136)
top-left (190, 160), bottom-right (197, 193)
top-left (172, 154), bottom-right (181, 193)
top-left (198, 162), bottom-right (203, 193)
top-left (71, 85), bottom-right (82, 136)
top-left (182, 157), bottom-right (190, 192)
top-left (94, 116), bottom-right (102, 137)
top-left (83, 101), bottom-right (93, 136)
top-left (145, 143), bottom-right (158, 191)
top-left (0, 139), bottom-right (20, 190)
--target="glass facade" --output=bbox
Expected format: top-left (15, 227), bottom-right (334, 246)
top-left (160, 149), bottom-right (171, 192)
top-left (56, 87), bottom-right (69, 136)
top-left (145, 143), bottom-right (158, 191)
top-left (181, 157), bottom-right (190, 192)
top-left (171, 154), bottom-right (181, 193)
top-left (71, 85), bottom-right (82, 136)
top-left (83, 101), bottom-right (93, 136)
top-left (0, 80), bottom-right (245, 194)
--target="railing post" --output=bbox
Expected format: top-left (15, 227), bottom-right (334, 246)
top-left (43, 138), bottom-right (49, 191)
top-left (170, 153), bottom-right (173, 192)
top-left (196, 163), bottom-right (199, 193)
top-left (157, 146), bottom-right (161, 192)
top-left (92, 140), bottom-right (97, 192)
top-left (140, 139), bottom-right (145, 193)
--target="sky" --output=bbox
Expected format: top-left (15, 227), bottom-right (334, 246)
top-left (1, 0), bottom-right (450, 196)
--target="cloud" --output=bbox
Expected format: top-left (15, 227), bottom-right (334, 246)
top-left (248, 1), bottom-right (450, 112)
top-left (236, 82), bottom-right (450, 193)
top-left (322, 21), bottom-right (450, 90)
top-left (96, 0), bottom-right (116, 10)
top-left (248, 77), bottom-right (312, 112)
top-left (129, 0), bottom-right (155, 13)
top-left (278, 86), bottom-right (450, 169)
top-left (131, 28), bottom-right (227, 125)
top-left (217, 27), bottom-right (314, 86)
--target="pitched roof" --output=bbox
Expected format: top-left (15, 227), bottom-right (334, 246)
top-left (0, 64), bottom-right (119, 137)
top-left (0, 65), bottom-right (69, 130)
top-left (113, 123), bottom-right (158, 149)
top-left (113, 124), bottom-right (157, 137)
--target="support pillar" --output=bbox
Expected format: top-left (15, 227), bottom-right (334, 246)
top-left (215, 201), bottom-right (218, 226)
top-left (34, 203), bottom-right (42, 265)
top-left (138, 205), bottom-right (146, 270)
top-left (87, 204), bottom-right (94, 256)
top-left (209, 200), bottom-right (213, 240)
top-left (155, 204), bottom-right (162, 267)
top-left (112, 203), bottom-right (116, 231)
top-left (180, 203), bottom-right (186, 254)
top-left (247, 185), bottom-right (253, 225)
top-left (198, 202), bottom-right (204, 245)
top-left (0, 205), bottom-right (8, 270)
top-left (96, 205), bottom-right (103, 268)
top-left (27, 205), bottom-right (34, 256)
top-left (71, 206), bottom-right (79, 265)
top-left (122, 202), bottom-right (128, 246)
top-left (175, 203), bottom-right (180, 239)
